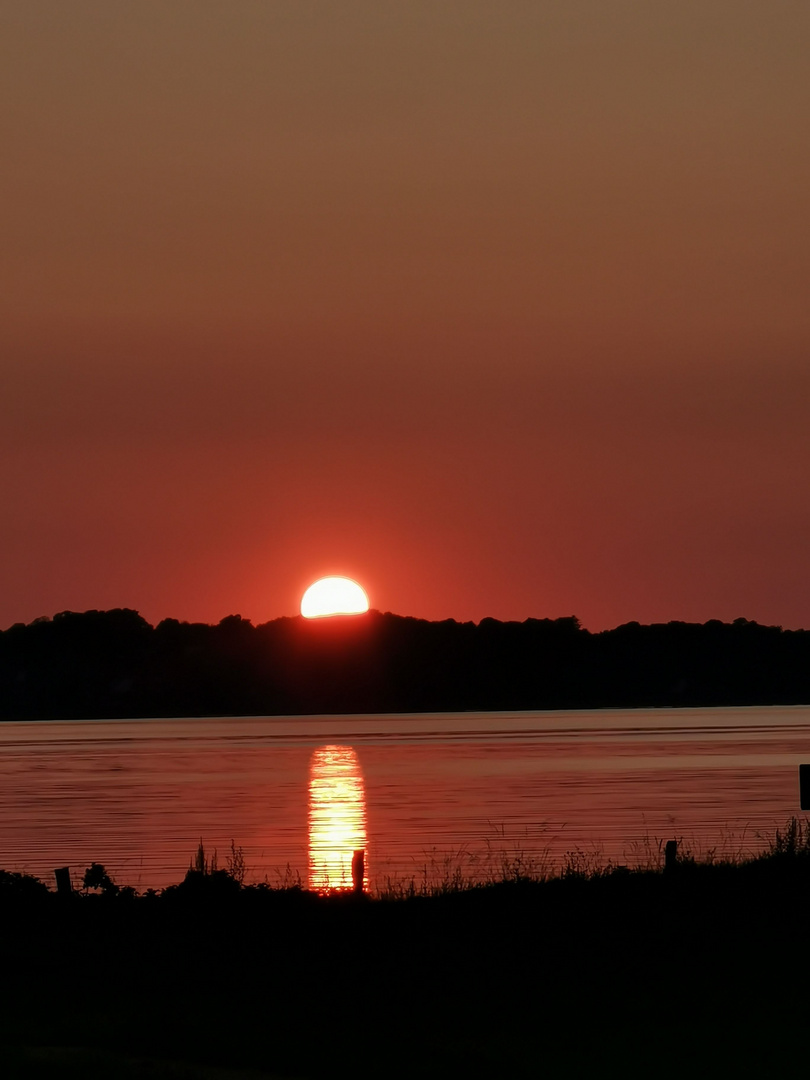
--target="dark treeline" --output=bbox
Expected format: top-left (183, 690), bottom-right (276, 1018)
top-left (1, 608), bottom-right (808, 719)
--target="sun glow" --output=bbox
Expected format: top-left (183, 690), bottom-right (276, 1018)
top-left (308, 745), bottom-right (368, 891)
top-left (300, 576), bottom-right (369, 618)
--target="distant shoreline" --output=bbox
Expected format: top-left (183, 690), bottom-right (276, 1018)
top-left (2, 700), bottom-right (810, 725)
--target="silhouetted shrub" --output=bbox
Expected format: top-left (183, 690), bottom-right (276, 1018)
top-left (0, 868), bottom-right (49, 899)
top-left (82, 862), bottom-right (120, 896)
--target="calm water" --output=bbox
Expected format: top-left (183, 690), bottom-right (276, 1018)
top-left (1, 706), bottom-right (809, 891)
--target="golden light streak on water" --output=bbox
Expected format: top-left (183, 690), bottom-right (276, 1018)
top-left (308, 745), bottom-right (367, 891)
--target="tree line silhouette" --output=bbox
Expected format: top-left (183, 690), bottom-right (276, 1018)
top-left (0, 607), bottom-right (807, 719)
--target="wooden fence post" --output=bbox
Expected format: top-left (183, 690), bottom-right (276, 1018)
top-left (664, 840), bottom-right (678, 873)
top-left (351, 849), bottom-right (365, 895)
top-left (54, 867), bottom-right (72, 896)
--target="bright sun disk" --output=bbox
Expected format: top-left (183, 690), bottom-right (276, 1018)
top-left (301, 577), bottom-right (369, 619)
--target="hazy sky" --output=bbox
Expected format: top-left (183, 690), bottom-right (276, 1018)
top-left (2, 1), bottom-right (809, 630)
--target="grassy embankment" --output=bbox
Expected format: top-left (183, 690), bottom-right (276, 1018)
top-left (3, 822), bottom-right (810, 1079)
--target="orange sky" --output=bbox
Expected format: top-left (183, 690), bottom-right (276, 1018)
top-left (1, 1), bottom-right (809, 630)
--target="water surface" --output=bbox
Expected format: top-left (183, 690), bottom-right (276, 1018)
top-left (0, 706), bottom-right (808, 890)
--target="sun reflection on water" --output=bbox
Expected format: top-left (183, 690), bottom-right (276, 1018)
top-left (308, 745), bottom-right (367, 891)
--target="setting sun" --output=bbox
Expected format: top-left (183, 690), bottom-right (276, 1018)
top-left (300, 577), bottom-right (369, 619)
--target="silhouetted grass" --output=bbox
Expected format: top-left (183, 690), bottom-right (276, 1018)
top-left (6, 817), bottom-right (810, 903)
top-left (2, 1046), bottom-right (285, 1080)
top-left (369, 816), bottom-right (810, 898)
top-left (4, 821), bottom-right (810, 1078)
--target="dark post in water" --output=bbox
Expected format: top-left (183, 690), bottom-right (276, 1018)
top-left (54, 867), bottom-right (72, 896)
top-left (352, 849), bottom-right (365, 895)
top-left (800, 765), bottom-right (810, 810)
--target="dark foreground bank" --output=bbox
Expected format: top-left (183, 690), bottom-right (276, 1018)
top-left (3, 829), bottom-right (810, 1079)
top-left (2, 607), bottom-right (810, 718)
